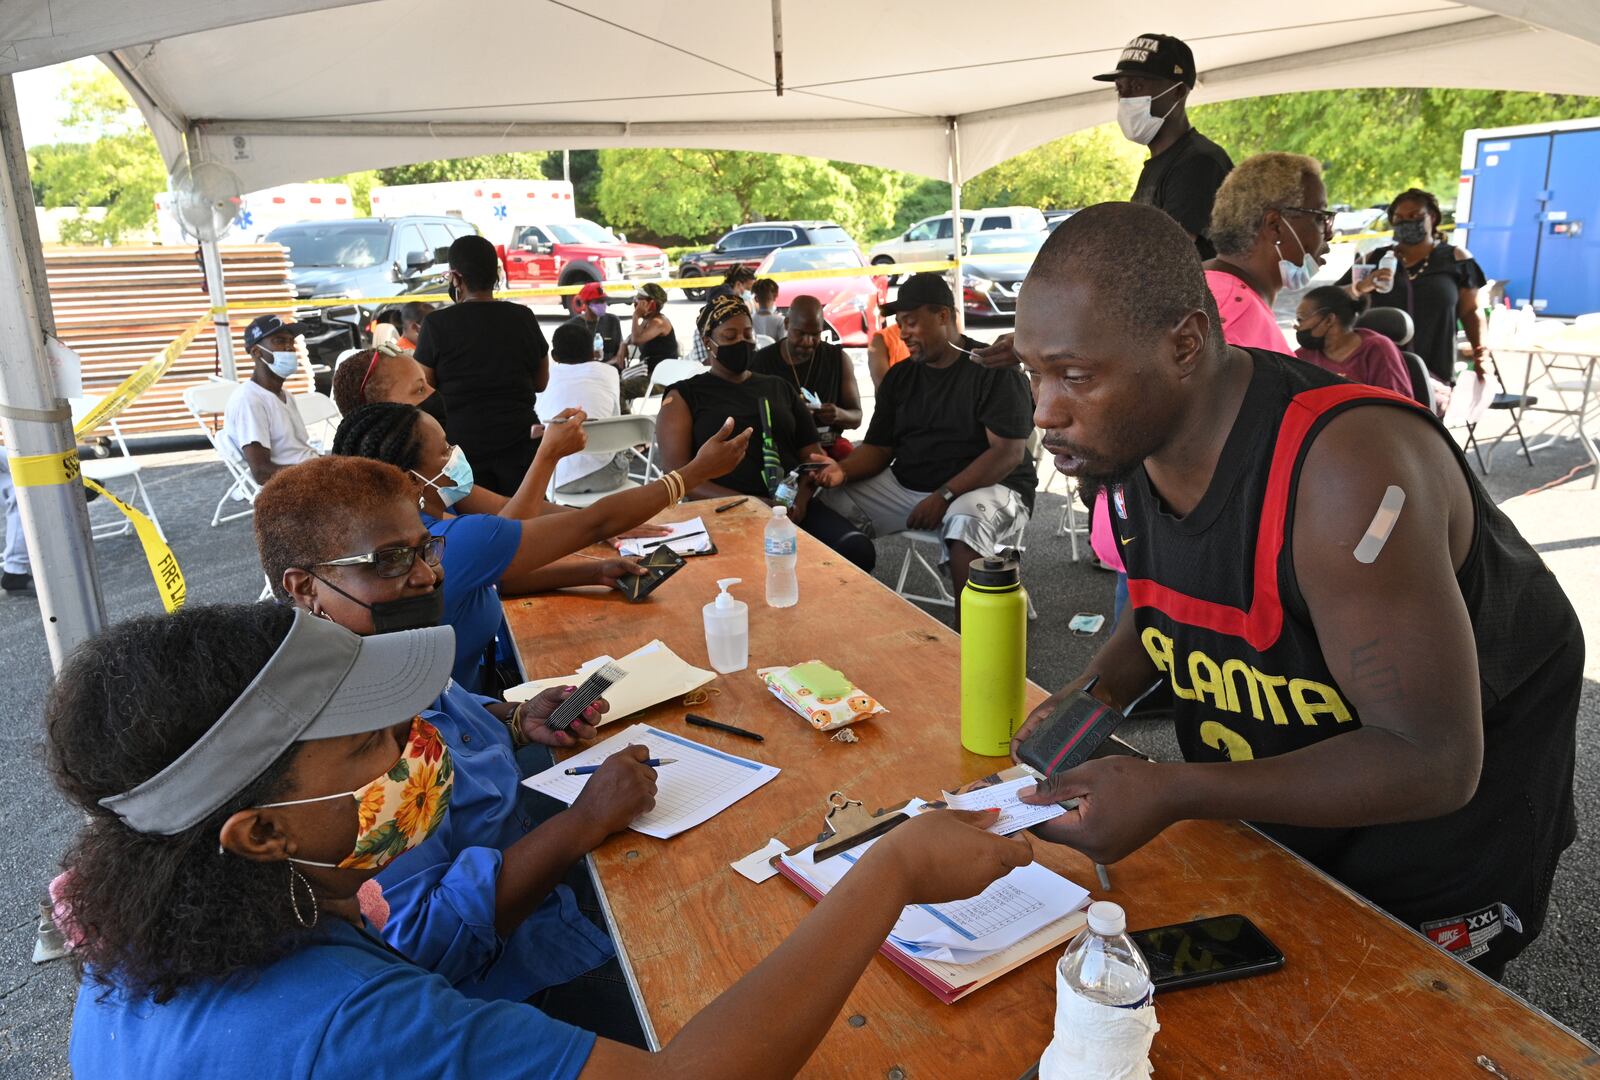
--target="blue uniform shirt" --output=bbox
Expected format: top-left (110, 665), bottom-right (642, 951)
top-left (376, 680), bottom-right (613, 1000)
top-left (71, 919), bottom-right (595, 1079)
top-left (422, 511), bottom-right (522, 691)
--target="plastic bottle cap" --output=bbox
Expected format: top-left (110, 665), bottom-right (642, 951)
top-left (714, 577), bottom-right (741, 609)
top-left (1086, 900), bottom-right (1126, 936)
top-left (772, 505), bottom-right (786, 517)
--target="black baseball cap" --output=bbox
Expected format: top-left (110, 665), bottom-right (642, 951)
top-left (1092, 34), bottom-right (1196, 88)
top-left (881, 272), bottom-right (955, 316)
top-left (243, 314), bottom-right (314, 351)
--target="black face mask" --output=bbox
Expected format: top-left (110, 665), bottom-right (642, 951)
top-left (311, 574), bottom-right (445, 634)
top-left (714, 339), bottom-right (754, 374)
top-left (417, 391), bottom-right (448, 426)
top-left (1392, 219), bottom-right (1430, 246)
top-left (1295, 329), bottom-right (1327, 353)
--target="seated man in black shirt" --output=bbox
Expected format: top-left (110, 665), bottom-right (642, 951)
top-left (562, 281), bottom-right (626, 369)
top-left (657, 295), bottom-right (874, 571)
top-left (814, 274), bottom-right (1036, 608)
top-left (750, 295), bottom-right (864, 459)
top-left (414, 235), bottom-right (548, 494)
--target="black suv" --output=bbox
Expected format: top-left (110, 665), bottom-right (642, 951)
top-left (677, 221), bottom-right (854, 299)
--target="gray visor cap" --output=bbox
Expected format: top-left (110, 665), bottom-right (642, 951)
top-left (100, 611), bottom-right (456, 836)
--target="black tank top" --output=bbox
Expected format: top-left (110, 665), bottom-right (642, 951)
top-left (1113, 351), bottom-right (1579, 939)
top-left (637, 322), bottom-right (680, 373)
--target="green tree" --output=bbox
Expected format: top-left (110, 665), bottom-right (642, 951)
top-left (27, 65), bottom-right (164, 244)
top-left (1192, 89), bottom-right (1600, 209)
top-left (595, 148), bottom-right (920, 245)
top-left (376, 153), bottom-right (553, 186)
top-left (964, 124), bottom-right (1144, 210)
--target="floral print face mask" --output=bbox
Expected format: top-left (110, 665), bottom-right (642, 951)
top-left (262, 715), bottom-right (454, 871)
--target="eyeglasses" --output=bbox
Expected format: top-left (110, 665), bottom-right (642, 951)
top-left (312, 536), bottom-right (445, 579)
top-left (1281, 206), bottom-right (1337, 234)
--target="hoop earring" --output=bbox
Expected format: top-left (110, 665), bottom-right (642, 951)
top-left (287, 865), bottom-right (319, 928)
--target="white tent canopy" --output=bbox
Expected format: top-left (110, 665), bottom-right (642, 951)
top-left (0, 1), bottom-right (1587, 188)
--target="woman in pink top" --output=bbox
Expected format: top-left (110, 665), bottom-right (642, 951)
top-left (1292, 286), bottom-right (1415, 399)
top-left (1200, 152), bottom-right (1332, 354)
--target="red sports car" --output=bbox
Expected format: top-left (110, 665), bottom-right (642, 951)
top-left (754, 245), bottom-right (887, 347)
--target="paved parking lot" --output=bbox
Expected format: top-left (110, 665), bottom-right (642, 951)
top-left (1, 303), bottom-right (1594, 1074)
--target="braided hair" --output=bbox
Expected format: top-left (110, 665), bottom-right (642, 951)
top-left (331, 401), bottom-right (426, 473)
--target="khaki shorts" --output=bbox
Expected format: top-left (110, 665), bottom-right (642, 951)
top-left (819, 468), bottom-right (1029, 564)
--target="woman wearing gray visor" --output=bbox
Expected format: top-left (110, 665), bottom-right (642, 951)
top-left (254, 455), bottom-right (657, 1035)
top-left (56, 605), bottom-right (1029, 1079)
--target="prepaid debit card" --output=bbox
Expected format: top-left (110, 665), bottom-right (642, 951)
top-left (941, 776), bottom-right (1066, 836)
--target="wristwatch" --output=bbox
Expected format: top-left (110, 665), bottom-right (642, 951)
top-left (938, 485), bottom-right (955, 503)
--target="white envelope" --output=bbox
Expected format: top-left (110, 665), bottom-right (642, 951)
top-left (505, 639), bottom-right (715, 726)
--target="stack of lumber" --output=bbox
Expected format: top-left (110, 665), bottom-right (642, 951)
top-left (45, 244), bottom-right (311, 438)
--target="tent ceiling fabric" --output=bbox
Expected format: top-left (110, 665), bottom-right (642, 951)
top-left (7, 1), bottom-right (1600, 185)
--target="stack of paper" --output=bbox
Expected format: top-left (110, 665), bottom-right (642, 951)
top-left (941, 776), bottom-right (1067, 836)
top-left (617, 516), bottom-right (714, 557)
top-left (522, 723), bottom-right (779, 839)
top-left (506, 640), bottom-right (714, 726)
top-left (776, 802), bottom-right (1091, 1002)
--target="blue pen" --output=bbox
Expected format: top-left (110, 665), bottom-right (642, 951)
top-left (565, 758), bottom-right (676, 776)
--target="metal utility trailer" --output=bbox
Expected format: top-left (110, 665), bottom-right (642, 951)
top-left (1456, 117), bottom-right (1600, 318)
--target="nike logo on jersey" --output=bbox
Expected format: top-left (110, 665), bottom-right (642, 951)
top-left (1120, 536), bottom-right (1135, 545)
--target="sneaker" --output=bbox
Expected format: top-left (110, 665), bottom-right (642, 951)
top-left (2, 571), bottom-right (31, 592)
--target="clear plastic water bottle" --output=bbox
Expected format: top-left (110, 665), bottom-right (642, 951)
top-left (773, 469), bottom-right (800, 508)
top-left (764, 505), bottom-right (798, 608)
top-left (1059, 901), bottom-right (1152, 1008)
top-left (592, 331), bottom-right (605, 361)
top-left (1374, 250), bottom-right (1398, 294)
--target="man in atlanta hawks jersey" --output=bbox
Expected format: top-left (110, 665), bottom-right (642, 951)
top-left (1009, 203), bottom-right (1579, 978)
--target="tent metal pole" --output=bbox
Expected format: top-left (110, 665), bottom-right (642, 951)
top-left (185, 127), bottom-right (237, 380)
top-left (562, 149), bottom-right (570, 182)
top-left (0, 74), bottom-right (107, 669)
top-left (948, 118), bottom-right (965, 336)
top-left (771, 0), bottom-right (785, 96)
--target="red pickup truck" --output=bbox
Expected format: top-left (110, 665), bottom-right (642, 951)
top-left (496, 218), bottom-right (670, 312)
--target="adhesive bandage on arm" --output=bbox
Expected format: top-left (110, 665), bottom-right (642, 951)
top-left (1353, 485), bottom-right (1406, 564)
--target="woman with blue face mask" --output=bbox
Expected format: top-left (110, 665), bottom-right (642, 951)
top-left (58, 604), bottom-right (1031, 1080)
top-left (1200, 152), bottom-right (1333, 354)
top-left (332, 401), bottom-right (751, 690)
top-left (1343, 188), bottom-right (1486, 384)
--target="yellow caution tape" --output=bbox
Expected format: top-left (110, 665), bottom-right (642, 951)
top-left (74, 313), bottom-right (210, 438)
top-left (211, 258), bottom-right (967, 315)
top-left (10, 448), bottom-right (81, 487)
top-left (82, 477), bottom-right (186, 613)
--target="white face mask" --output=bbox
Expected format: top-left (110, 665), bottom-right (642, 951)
top-left (260, 348), bottom-right (299, 380)
top-left (1275, 225), bottom-right (1322, 293)
top-left (1117, 83), bottom-right (1182, 146)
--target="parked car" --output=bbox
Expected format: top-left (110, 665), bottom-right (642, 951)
top-left (1045, 208), bottom-right (1079, 232)
top-left (266, 216), bottom-right (477, 301)
top-left (754, 245), bottom-right (887, 347)
top-left (677, 221), bottom-right (855, 300)
top-left (867, 206), bottom-right (1047, 271)
top-left (500, 218), bottom-right (669, 314)
top-left (1332, 207), bottom-right (1387, 237)
top-left (960, 230), bottom-right (1048, 318)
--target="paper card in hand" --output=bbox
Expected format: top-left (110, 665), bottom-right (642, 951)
top-left (615, 545), bottom-right (686, 603)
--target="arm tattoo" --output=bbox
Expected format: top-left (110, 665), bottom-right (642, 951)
top-left (1348, 638), bottom-right (1404, 707)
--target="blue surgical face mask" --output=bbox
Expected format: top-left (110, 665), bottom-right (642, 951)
top-left (260, 347), bottom-right (299, 380)
top-left (412, 444), bottom-right (474, 507)
top-left (1275, 225), bottom-right (1320, 293)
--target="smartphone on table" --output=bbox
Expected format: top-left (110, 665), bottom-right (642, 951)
top-left (1129, 914), bottom-right (1285, 992)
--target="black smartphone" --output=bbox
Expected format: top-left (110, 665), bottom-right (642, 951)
top-left (1129, 914), bottom-right (1285, 992)
top-left (614, 545), bottom-right (686, 603)
top-left (795, 461), bottom-right (828, 474)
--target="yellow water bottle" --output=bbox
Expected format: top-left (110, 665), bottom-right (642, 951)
top-left (961, 556), bottom-right (1028, 756)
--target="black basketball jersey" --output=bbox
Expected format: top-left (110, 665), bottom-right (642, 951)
top-left (1112, 351), bottom-right (1580, 969)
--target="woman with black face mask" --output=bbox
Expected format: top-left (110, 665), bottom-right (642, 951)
top-left (1343, 187), bottom-right (1487, 384)
top-left (655, 296), bottom-right (876, 571)
top-left (252, 455), bottom-right (659, 1036)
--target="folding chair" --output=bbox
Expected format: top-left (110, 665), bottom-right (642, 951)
top-left (547, 414), bottom-right (659, 508)
top-left (632, 357), bottom-right (704, 417)
top-left (891, 530), bottom-right (1037, 619)
top-left (1462, 353), bottom-right (1536, 472)
top-left (182, 381), bottom-right (261, 526)
top-left (69, 395), bottom-right (167, 542)
top-left (293, 390), bottom-right (342, 452)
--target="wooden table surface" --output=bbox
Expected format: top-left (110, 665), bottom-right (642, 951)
top-left (503, 499), bottom-right (1599, 1079)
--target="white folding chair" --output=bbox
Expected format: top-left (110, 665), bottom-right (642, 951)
top-left (891, 529), bottom-right (1037, 620)
top-left (182, 381), bottom-right (261, 526)
top-left (633, 357), bottom-right (704, 417)
top-left (293, 391), bottom-right (342, 452)
top-left (69, 396), bottom-right (167, 542)
top-left (547, 414), bottom-right (659, 508)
